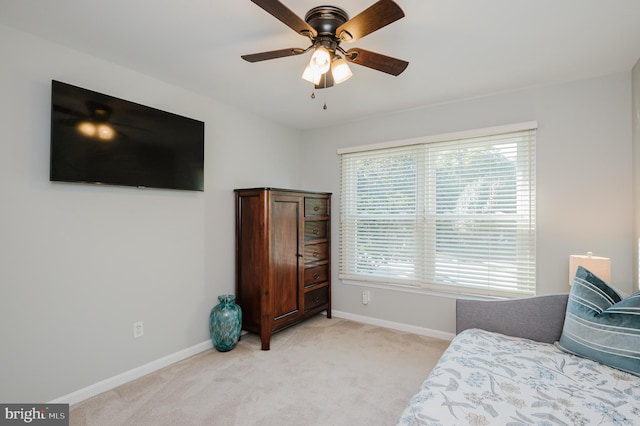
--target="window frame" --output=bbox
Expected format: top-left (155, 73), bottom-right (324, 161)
top-left (338, 122), bottom-right (537, 298)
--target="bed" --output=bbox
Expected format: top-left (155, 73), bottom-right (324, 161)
top-left (398, 271), bottom-right (640, 425)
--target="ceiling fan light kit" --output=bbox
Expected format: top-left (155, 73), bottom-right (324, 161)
top-left (242, 0), bottom-right (408, 97)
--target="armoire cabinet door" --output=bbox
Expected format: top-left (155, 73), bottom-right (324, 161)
top-left (270, 195), bottom-right (302, 322)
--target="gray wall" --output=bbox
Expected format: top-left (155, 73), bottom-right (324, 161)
top-left (301, 72), bottom-right (634, 333)
top-left (0, 25), bottom-right (301, 402)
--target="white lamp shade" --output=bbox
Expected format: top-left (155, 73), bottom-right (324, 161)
top-left (301, 64), bottom-right (321, 84)
top-left (331, 57), bottom-right (352, 84)
top-left (569, 252), bottom-right (611, 286)
top-left (309, 47), bottom-right (331, 75)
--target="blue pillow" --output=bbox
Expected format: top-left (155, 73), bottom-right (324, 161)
top-left (558, 266), bottom-right (640, 376)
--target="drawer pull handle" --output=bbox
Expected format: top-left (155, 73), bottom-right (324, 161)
top-left (313, 296), bottom-right (320, 303)
top-left (313, 251), bottom-right (319, 257)
top-left (312, 228), bottom-right (319, 234)
top-left (313, 273), bottom-right (320, 279)
top-left (313, 206), bottom-right (320, 212)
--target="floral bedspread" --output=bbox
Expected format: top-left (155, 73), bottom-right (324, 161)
top-left (398, 329), bottom-right (640, 426)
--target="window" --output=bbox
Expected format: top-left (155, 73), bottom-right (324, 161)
top-left (339, 123), bottom-right (536, 297)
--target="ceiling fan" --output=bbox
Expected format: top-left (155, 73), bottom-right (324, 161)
top-left (241, 0), bottom-right (409, 89)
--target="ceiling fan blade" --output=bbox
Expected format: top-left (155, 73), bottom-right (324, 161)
top-left (345, 48), bottom-right (408, 76)
top-left (241, 48), bottom-right (305, 62)
top-left (336, 0), bottom-right (404, 42)
top-left (250, 0), bottom-right (317, 38)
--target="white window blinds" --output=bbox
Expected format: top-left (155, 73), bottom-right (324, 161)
top-left (339, 124), bottom-right (536, 297)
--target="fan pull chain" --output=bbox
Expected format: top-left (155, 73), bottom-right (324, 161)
top-left (309, 79), bottom-right (316, 99)
top-left (322, 75), bottom-right (328, 110)
top-left (307, 82), bottom-right (327, 110)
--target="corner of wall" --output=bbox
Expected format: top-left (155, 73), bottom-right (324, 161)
top-left (632, 57), bottom-right (640, 292)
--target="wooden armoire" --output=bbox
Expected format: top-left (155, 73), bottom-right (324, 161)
top-left (234, 188), bottom-right (331, 350)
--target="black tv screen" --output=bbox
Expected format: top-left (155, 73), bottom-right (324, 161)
top-left (50, 80), bottom-right (204, 191)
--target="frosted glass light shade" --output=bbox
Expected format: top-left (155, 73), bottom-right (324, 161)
top-left (331, 57), bottom-right (352, 84)
top-left (301, 64), bottom-right (321, 84)
top-left (569, 252), bottom-right (611, 286)
top-left (309, 47), bottom-right (331, 74)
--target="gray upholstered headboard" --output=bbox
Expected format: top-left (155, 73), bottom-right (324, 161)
top-left (456, 293), bottom-right (569, 344)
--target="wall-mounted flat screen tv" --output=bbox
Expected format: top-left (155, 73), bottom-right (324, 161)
top-left (50, 80), bottom-right (205, 191)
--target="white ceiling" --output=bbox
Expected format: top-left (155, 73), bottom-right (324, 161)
top-left (2, 0), bottom-right (640, 130)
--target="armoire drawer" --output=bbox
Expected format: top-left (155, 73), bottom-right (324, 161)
top-left (304, 264), bottom-right (328, 287)
top-left (305, 197), bottom-right (328, 217)
top-left (304, 242), bottom-right (328, 263)
top-left (305, 286), bottom-right (328, 311)
top-left (304, 220), bottom-right (328, 241)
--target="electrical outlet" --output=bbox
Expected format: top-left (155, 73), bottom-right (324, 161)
top-left (362, 290), bottom-right (370, 305)
top-left (133, 321), bottom-right (144, 339)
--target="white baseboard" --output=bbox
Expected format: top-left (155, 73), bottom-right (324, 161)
top-left (331, 310), bottom-right (455, 341)
top-left (50, 314), bottom-right (451, 405)
top-left (49, 340), bottom-right (213, 405)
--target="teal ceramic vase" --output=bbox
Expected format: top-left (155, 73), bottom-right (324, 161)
top-left (209, 295), bottom-right (242, 352)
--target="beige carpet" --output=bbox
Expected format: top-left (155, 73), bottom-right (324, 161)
top-left (70, 316), bottom-right (450, 426)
